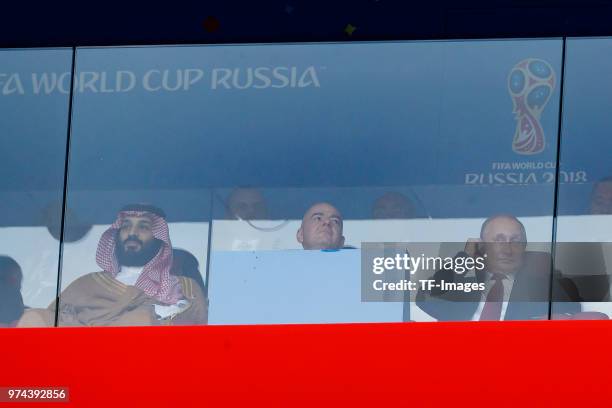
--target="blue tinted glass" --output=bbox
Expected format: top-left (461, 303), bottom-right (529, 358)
top-left (61, 40), bottom-right (562, 326)
top-left (552, 38), bottom-right (612, 320)
top-left (0, 48), bottom-right (72, 326)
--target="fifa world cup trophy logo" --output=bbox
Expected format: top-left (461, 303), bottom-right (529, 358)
top-left (508, 59), bottom-right (555, 155)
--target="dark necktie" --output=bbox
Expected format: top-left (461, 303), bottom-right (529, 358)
top-left (479, 273), bottom-right (505, 321)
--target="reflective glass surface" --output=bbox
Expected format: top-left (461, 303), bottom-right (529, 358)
top-left (0, 48), bottom-right (73, 326)
top-left (46, 40), bottom-right (564, 326)
top-left (552, 38), bottom-right (612, 320)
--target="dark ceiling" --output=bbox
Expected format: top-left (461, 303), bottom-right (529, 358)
top-left (3, 0), bottom-right (612, 48)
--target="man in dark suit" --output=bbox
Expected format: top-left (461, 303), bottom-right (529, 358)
top-left (416, 214), bottom-right (581, 321)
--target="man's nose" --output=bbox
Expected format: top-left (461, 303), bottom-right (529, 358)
top-left (500, 242), bottom-right (513, 254)
top-left (126, 225), bottom-right (138, 236)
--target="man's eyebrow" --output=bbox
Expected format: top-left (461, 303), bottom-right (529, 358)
top-left (310, 212), bottom-right (324, 218)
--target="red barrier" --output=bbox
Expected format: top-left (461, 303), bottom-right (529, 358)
top-left (1, 321), bottom-right (611, 406)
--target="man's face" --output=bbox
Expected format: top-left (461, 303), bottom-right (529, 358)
top-left (591, 182), bottom-right (612, 215)
top-left (480, 217), bottom-right (526, 275)
top-left (297, 203), bottom-right (345, 250)
top-left (116, 215), bottom-right (160, 266)
top-left (227, 188), bottom-right (268, 220)
top-left (372, 193), bottom-right (415, 219)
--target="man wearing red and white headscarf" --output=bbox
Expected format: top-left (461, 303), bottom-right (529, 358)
top-left (18, 204), bottom-right (207, 327)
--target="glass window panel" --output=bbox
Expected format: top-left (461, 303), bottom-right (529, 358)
top-left (58, 39), bottom-right (564, 327)
top-left (552, 38), bottom-right (612, 320)
top-left (0, 48), bottom-right (73, 327)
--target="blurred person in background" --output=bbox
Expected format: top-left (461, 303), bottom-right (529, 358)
top-left (0, 256), bottom-right (24, 327)
top-left (590, 177), bottom-right (612, 215)
top-left (372, 192), bottom-right (416, 219)
top-left (225, 188), bottom-right (269, 220)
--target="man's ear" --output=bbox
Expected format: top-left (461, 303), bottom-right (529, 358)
top-left (296, 227), bottom-right (304, 244)
top-left (340, 235), bottom-right (345, 248)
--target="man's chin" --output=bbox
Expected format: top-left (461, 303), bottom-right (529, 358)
top-left (119, 255), bottom-right (150, 267)
top-left (312, 241), bottom-right (341, 250)
top-left (496, 264), bottom-right (521, 274)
